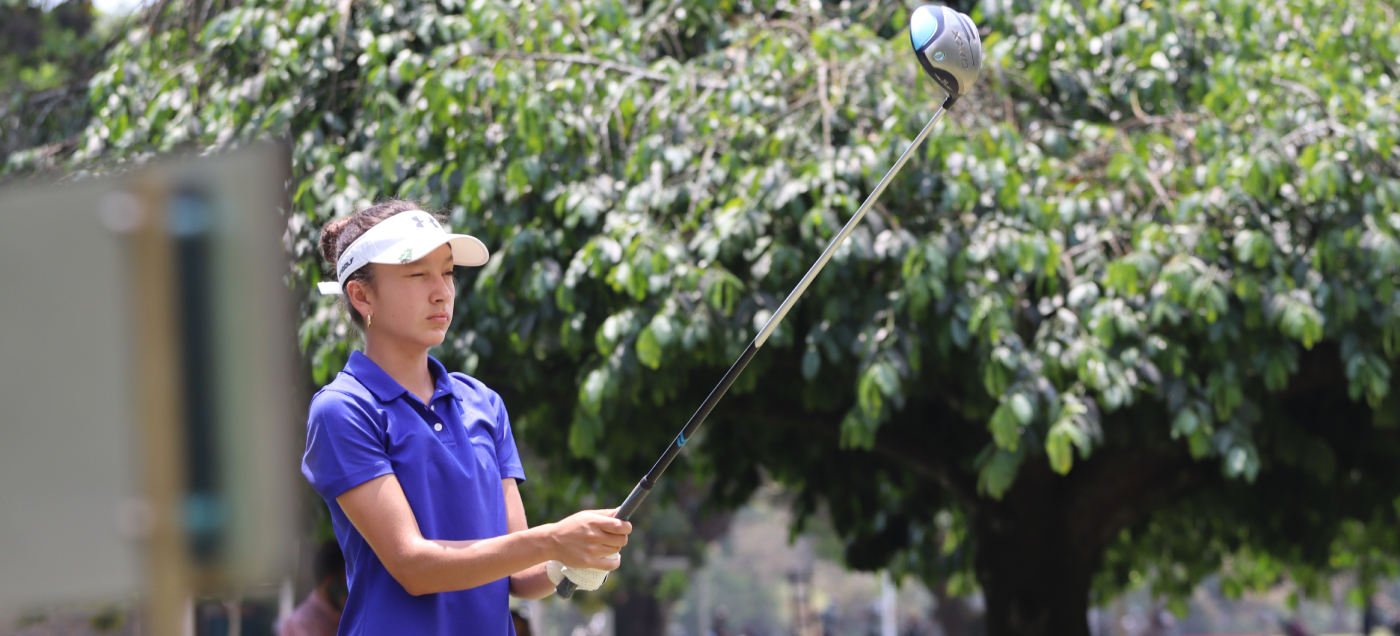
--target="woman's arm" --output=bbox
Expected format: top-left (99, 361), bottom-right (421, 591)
top-left (337, 474), bottom-right (630, 596)
top-left (502, 479), bottom-right (560, 600)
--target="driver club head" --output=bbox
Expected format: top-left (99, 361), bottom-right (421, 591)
top-left (910, 5), bottom-right (983, 106)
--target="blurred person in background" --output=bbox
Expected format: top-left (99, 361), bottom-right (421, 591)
top-left (1280, 617), bottom-right (1313, 636)
top-left (279, 541), bottom-right (347, 636)
top-left (303, 200), bottom-right (632, 635)
top-left (1364, 593), bottom-right (1400, 635)
top-left (708, 605), bottom-right (733, 636)
top-left (511, 609), bottom-right (532, 636)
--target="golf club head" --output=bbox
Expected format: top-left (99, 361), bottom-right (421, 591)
top-left (910, 5), bottom-right (983, 106)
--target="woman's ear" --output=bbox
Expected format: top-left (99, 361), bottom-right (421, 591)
top-left (346, 278), bottom-right (374, 319)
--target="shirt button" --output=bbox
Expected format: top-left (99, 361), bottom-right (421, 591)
top-left (434, 423), bottom-right (443, 432)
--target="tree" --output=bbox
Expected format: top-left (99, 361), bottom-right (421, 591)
top-left (8, 0), bottom-right (1400, 634)
top-left (0, 0), bottom-right (104, 164)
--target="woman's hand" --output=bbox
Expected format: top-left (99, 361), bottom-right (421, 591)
top-left (547, 509), bottom-right (632, 570)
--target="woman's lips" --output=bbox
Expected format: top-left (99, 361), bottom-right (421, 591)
top-left (428, 312), bottom-right (450, 323)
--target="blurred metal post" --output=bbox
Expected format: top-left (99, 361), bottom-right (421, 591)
top-left (698, 562), bottom-right (712, 636)
top-left (278, 576), bottom-right (295, 625)
top-left (0, 144), bottom-right (299, 631)
top-left (880, 571), bottom-right (896, 636)
top-left (128, 174), bottom-right (194, 636)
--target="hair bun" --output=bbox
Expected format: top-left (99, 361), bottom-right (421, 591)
top-left (319, 216), bottom-right (352, 264)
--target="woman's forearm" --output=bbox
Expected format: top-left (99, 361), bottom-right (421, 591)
top-left (509, 563), bottom-right (556, 600)
top-left (391, 524), bottom-right (557, 596)
top-left (338, 476), bottom-right (626, 598)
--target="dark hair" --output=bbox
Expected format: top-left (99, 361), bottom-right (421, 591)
top-left (313, 539), bottom-right (345, 582)
top-left (318, 199), bottom-right (432, 328)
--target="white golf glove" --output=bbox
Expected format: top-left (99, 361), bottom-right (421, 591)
top-left (546, 554), bottom-right (619, 592)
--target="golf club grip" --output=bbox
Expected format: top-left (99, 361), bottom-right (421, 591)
top-left (553, 493), bottom-right (639, 598)
top-left (557, 100), bottom-right (950, 601)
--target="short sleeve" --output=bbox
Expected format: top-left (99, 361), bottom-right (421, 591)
top-left (487, 390), bottom-right (526, 483)
top-left (302, 390), bottom-right (395, 501)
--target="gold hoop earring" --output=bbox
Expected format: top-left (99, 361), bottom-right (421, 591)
top-left (367, 313), bottom-right (373, 327)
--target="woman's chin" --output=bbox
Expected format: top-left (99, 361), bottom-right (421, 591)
top-left (381, 326), bottom-right (447, 350)
top-left (421, 328), bottom-right (449, 347)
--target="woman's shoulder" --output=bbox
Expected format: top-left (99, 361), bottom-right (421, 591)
top-left (447, 371), bottom-right (504, 407)
top-left (308, 373), bottom-right (378, 418)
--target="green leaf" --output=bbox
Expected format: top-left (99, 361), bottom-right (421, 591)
top-left (595, 310), bottom-right (637, 356)
top-left (840, 410), bottom-right (879, 450)
top-left (380, 135), bottom-right (399, 181)
top-left (636, 325), bottom-right (662, 369)
top-left (568, 415), bottom-right (599, 457)
top-left (858, 366), bottom-right (885, 419)
top-left (1188, 428), bottom-right (1211, 459)
top-left (1046, 423), bottom-right (1075, 475)
top-left (989, 401), bottom-right (1021, 450)
top-left (801, 347), bottom-right (821, 380)
top-left (1009, 392), bottom-right (1034, 425)
top-left (1105, 260), bottom-right (1140, 296)
top-left (1274, 293), bottom-right (1325, 349)
top-left (1171, 409), bottom-right (1199, 438)
top-left (978, 447), bottom-right (1025, 499)
top-left (579, 368), bottom-right (608, 416)
top-left (1224, 444), bottom-right (1261, 482)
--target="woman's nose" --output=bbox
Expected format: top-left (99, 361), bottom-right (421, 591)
top-left (435, 275), bottom-right (455, 300)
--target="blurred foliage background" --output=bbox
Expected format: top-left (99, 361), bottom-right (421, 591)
top-left (5, 0), bottom-right (1400, 634)
top-left (0, 0), bottom-right (101, 161)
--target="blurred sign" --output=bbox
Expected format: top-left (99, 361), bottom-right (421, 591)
top-left (0, 144), bottom-right (299, 629)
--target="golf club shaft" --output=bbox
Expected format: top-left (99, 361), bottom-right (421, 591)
top-left (556, 102), bottom-right (949, 598)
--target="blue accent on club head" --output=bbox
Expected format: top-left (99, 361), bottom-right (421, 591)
top-left (677, 432), bottom-right (688, 447)
top-left (910, 5), bottom-right (941, 51)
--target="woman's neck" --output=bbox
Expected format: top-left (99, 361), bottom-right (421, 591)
top-left (363, 337), bottom-right (435, 404)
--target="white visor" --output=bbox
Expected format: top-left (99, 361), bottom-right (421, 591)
top-left (317, 211), bottom-right (489, 295)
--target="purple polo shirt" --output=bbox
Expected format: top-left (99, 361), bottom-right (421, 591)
top-left (302, 351), bottom-right (526, 636)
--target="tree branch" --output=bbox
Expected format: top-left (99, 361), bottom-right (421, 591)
top-left (460, 50), bottom-right (728, 89)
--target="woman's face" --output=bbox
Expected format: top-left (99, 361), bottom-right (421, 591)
top-left (349, 244), bottom-right (456, 349)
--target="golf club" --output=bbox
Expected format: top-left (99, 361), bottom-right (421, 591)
top-left (555, 4), bottom-right (983, 598)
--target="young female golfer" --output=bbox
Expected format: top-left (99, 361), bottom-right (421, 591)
top-left (302, 200), bottom-right (630, 635)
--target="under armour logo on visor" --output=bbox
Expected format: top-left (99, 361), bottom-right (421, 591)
top-left (412, 215), bottom-right (440, 229)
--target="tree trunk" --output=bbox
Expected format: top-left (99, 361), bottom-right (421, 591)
top-left (968, 437), bottom-right (1200, 636)
top-left (931, 582), bottom-right (985, 636)
top-left (975, 511), bottom-right (1095, 636)
top-left (612, 588), bottom-right (666, 636)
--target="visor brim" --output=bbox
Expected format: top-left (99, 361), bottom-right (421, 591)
top-left (365, 233), bottom-right (490, 267)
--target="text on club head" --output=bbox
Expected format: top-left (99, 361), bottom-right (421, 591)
top-left (950, 24), bottom-right (972, 71)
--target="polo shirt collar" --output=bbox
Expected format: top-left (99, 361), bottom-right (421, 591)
top-left (344, 350), bottom-right (463, 403)
top-left (427, 354), bottom-right (469, 401)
